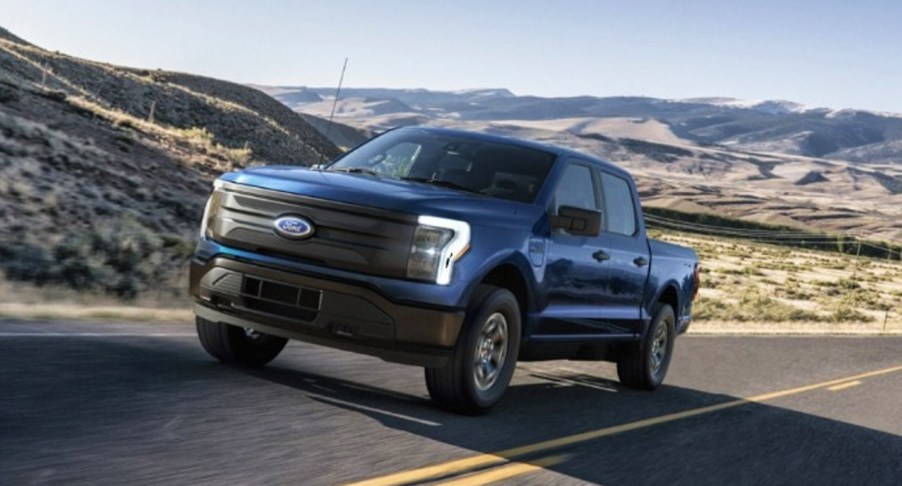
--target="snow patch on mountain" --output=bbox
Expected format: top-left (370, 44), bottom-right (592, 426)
top-left (682, 97), bottom-right (809, 114)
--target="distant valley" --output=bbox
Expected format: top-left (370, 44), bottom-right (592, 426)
top-left (254, 85), bottom-right (902, 242)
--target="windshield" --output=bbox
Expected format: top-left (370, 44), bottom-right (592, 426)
top-left (326, 129), bottom-right (557, 203)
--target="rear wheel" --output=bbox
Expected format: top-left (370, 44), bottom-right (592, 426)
top-left (617, 303), bottom-right (675, 390)
top-left (425, 285), bottom-right (521, 415)
top-left (196, 316), bottom-right (288, 367)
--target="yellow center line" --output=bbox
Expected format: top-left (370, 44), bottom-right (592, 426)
top-left (345, 363), bottom-right (902, 486)
top-left (435, 455), bottom-right (567, 486)
top-left (827, 380), bottom-right (862, 392)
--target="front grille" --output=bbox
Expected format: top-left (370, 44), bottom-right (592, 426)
top-left (240, 276), bottom-right (320, 322)
top-left (211, 183), bottom-right (417, 279)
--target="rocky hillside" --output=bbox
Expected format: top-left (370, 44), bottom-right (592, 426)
top-left (0, 27), bottom-right (339, 299)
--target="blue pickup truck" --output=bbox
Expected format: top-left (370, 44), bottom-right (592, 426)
top-left (191, 127), bottom-right (699, 414)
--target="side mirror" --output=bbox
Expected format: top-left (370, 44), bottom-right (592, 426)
top-left (550, 206), bottom-right (602, 236)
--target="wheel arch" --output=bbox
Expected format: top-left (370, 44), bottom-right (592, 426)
top-left (652, 283), bottom-right (680, 326)
top-left (476, 262), bottom-right (532, 322)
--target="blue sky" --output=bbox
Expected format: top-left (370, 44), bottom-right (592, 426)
top-left (2, 0), bottom-right (900, 112)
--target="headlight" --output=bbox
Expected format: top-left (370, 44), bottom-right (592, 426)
top-left (199, 180), bottom-right (223, 239)
top-left (407, 216), bottom-right (470, 285)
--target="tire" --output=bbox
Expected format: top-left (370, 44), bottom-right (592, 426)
top-left (617, 303), bottom-right (675, 390)
top-left (425, 285), bottom-right (521, 415)
top-left (196, 316), bottom-right (288, 367)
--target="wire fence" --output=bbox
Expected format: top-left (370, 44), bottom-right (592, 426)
top-left (643, 208), bottom-right (902, 261)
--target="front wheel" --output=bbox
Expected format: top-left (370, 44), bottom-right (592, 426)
top-left (425, 285), bottom-right (521, 415)
top-left (617, 303), bottom-right (675, 390)
top-left (196, 316), bottom-right (288, 367)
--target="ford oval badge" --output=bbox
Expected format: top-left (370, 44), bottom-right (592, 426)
top-left (273, 215), bottom-right (314, 240)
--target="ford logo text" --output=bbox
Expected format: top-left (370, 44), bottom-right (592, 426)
top-left (273, 215), bottom-right (315, 240)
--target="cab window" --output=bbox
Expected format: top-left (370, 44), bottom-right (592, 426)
top-left (600, 172), bottom-right (637, 236)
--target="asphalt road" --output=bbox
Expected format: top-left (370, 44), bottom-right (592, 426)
top-left (1, 320), bottom-right (901, 486)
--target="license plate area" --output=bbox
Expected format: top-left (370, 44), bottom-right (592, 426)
top-left (240, 276), bottom-right (322, 321)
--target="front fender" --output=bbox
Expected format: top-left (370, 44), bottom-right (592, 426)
top-left (464, 251), bottom-right (538, 308)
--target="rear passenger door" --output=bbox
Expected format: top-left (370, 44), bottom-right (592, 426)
top-left (594, 170), bottom-right (650, 333)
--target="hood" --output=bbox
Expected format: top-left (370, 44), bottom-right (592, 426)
top-left (222, 166), bottom-right (544, 225)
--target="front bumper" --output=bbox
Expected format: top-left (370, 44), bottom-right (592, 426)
top-left (190, 257), bottom-right (464, 367)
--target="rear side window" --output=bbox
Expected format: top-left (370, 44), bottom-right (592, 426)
top-left (600, 173), bottom-right (637, 236)
top-left (553, 164), bottom-right (598, 212)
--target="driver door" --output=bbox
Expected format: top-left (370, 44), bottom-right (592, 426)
top-left (540, 160), bottom-right (629, 336)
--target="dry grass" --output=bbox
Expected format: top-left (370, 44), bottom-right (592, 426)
top-left (651, 230), bottom-right (902, 334)
top-left (688, 321), bottom-right (902, 335)
top-left (0, 277), bottom-right (191, 323)
top-left (68, 96), bottom-right (254, 170)
top-left (0, 276), bottom-right (192, 306)
top-left (0, 303), bottom-right (192, 323)
top-left (0, 269), bottom-right (190, 323)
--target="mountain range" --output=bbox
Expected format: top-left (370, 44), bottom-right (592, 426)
top-left (254, 85), bottom-right (902, 242)
top-left (255, 85), bottom-right (902, 164)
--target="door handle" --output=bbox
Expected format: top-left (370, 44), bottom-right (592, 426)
top-left (634, 257), bottom-right (649, 267)
top-left (593, 250), bottom-right (611, 262)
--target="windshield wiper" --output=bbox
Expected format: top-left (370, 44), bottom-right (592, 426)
top-left (402, 177), bottom-right (483, 195)
top-left (329, 167), bottom-right (382, 176)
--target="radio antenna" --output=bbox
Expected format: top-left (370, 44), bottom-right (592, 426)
top-left (318, 57), bottom-right (348, 166)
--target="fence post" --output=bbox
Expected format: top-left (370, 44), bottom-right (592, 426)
top-left (883, 246), bottom-right (894, 334)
